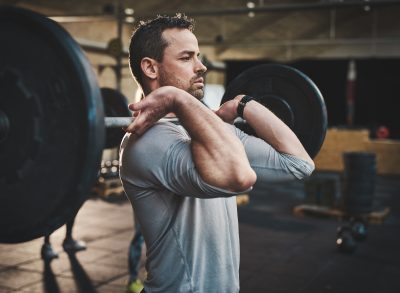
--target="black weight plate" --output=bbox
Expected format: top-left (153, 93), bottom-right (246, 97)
top-left (221, 63), bottom-right (328, 159)
top-left (0, 6), bottom-right (105, 243)
top-left (101, 87), bottom-right (131, 149)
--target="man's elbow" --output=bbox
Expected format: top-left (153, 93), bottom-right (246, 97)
top-left (295, 152), bottom-right (315, 179)
top-left (230, 169), bottom-right (257, 192)
top-left (297, 160), bottom-right (315, 180)
top-left (308, 159), bottom-right (315, 172)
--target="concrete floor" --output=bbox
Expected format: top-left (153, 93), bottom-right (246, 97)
top-left (0, 198), bottom-right (142, 292)
top-left (1, 172), bottom-right (399, 293)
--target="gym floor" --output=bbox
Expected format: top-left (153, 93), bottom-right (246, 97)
top-left (0, 171), bottom-right (399, 293)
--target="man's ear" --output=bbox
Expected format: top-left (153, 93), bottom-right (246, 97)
top-left (140, 57), bottom-right (158, 80)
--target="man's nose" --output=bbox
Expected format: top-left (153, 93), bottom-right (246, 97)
top-left (195, 58), bottom-right (207, 74)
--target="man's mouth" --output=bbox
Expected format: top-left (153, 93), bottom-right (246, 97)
top-left (193, 77), bottom-right (204, 87)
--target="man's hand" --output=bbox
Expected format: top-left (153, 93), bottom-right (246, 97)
top-left (215, 95), bottom-right (243, 124)
top-left (125, 86), bottom-right (177, 136)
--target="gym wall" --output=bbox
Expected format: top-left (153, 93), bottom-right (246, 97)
top-left (226, 58), bottom-right (400, 140)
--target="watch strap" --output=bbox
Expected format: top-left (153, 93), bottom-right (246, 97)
top-left (237, 95), bottom-right (253, 118)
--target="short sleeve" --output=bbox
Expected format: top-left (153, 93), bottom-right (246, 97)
top-left (232, 124), bottom-right (314, 182)
top-left (120, 122), bottom-right (250, 199)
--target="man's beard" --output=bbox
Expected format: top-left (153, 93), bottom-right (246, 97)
top-left (188, 83), bottom-right (204, 100)
top-left (158, 68), bottom-right (204, 100)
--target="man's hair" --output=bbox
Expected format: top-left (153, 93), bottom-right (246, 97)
top-left (129, 14), bottom-right (195, 88)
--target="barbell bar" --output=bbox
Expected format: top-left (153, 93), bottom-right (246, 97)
top-left (104, 117), bottom-right (179, 128)
top-left (0, 113), bottom-right (176, 141)
top-left (0, 6), bottom-right (327, 243)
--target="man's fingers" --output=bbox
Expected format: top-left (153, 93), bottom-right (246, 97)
top-left (125, 95), bottom-right (171, 135)
top-left (126, 102), bottom-right (147, 133)
top-left (129, 101), bottom-right (145, 112)
top-left (124, 112), bottom-right (149, 136)
top-left (215, 106), bottom-right (236, 124)
top-left (128, 103), bottom-right (135, 111)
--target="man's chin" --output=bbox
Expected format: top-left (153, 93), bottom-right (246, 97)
top-left (190, 89), bottom-right (204, 100)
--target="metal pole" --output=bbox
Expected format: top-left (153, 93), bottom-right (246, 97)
top-left (116, 0), bottom-right (123, 92)
top-left (135, 0), bottom-right (400, 18)
top-left (346, 60), bottom-right (357, 127)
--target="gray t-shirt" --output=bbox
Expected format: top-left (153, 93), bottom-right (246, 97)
top-left (119, 121), bottom-right (313, 293)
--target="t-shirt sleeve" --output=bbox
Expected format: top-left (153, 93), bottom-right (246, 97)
top-left (120, 122), bottom-right (250, 199)
top-left (232, 124), bottom-right (315, 182)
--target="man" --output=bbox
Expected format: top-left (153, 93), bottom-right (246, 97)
top-left (127, 216), bottom-right (145, 293)
top-left (41, 215), bottom-right (86, 261)
top-left (120, 14), bottom-right (314, 293)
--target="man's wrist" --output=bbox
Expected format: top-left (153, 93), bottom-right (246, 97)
top-left (166, 87), bottom-right (192, 113)
top-left (236, 95), bottom-right (253, 119)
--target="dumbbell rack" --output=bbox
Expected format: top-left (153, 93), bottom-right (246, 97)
top-left (293, 151), bottom-right (391, 253)
top-left (91, 160), bottom-right (125, 200)
top-left (293, 204), bottom-right (390, 224)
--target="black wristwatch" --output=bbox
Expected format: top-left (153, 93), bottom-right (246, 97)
top-left (237, 95), bottom-right (253, 119)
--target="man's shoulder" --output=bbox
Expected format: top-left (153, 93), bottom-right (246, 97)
top-left (121, 122), bottom-right (187, 153)
top-left (145, 121), bottom-right (186, 139)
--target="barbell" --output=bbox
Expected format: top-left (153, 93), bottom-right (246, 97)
top-left (0, 6), bottom-right (327, 243)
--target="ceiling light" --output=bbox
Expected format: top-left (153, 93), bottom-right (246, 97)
top-left (247, 2), bottom-right (255, 9)
top-left (125, 16), bottom-right (135, 23)
top-left (247, 1), bottom-right (255, 18)
top-left (124, 8), bottom-right (134, 15)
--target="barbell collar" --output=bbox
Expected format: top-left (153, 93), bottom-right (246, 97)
top-left (0, 110), bottom-right (10, 142)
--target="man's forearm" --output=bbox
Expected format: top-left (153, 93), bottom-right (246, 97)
top-left (241, 98), bottom-right (314, 166)
top-left (216, 95), bottom-right (313, 164)
top-left (174, 91), bottom-right (256, 191)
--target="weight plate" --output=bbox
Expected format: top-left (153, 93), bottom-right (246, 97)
top-left (107, 38), bottom-right (123, 59)
top-left (0, 6), bottom-right (105, 243)
top-left (221, 64), bottom-right (328, 159)
top-left (101, 87), bottom-right (131, 149)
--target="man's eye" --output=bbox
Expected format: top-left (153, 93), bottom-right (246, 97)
top-left (181, 56), bottom-right (191, 61)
